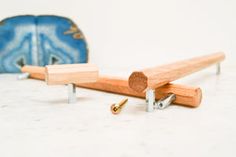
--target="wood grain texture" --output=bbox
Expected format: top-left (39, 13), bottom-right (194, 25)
top-left (78, 76), bottom-right (202, 107)
top-left (45, 64), bottom-right (99, 85)
top-left (21, 66), bottom-right (202, 107)
top-left (129, 52), bottom-right (225, 92)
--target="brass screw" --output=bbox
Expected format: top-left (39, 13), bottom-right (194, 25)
top-left (111, 98), bottom-right (128, 115)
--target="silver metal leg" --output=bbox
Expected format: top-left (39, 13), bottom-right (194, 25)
top-left (145, 89), bottom-right (155, 112)
top-left (68, 83), bottom-right (76, 104)
top-left (17, 72), bottom-right (30, 80)
top-left (156, 93), bottom-right (176, 110)
top-left (216, 63), bottom-right (221, 75)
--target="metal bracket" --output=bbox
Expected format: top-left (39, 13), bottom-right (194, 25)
top-left (145, 89), bottom-right (176, 112)
top-left (155, 93), bottom-right (176, 110)
top-left (68, 83), bottom-right (76, 104)
top-left (145, 89), bottom-right (155, 112)
top-left (216, 62), bottom-right (221, 75)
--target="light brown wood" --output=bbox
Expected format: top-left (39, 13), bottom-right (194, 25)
top-left (78, 76), bottom-right (202, 107)
top-left (45, 64), bottom-right (99, 85)
top-left (129, 52), bottom-right (225, 92)
top-left (21, 65), bottom-right (202, 107)
top-left (21, 66), bottom-right (45, 80)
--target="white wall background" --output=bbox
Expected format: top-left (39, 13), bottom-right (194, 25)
top-left (0, 0), bottom-right (235, 70)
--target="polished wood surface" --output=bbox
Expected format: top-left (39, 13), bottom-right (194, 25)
top-left (129, 52), bottom-right (225, 92)
top-left (78, 76), bottom-right (202, 107)
top-left (21, 65), bottom-right (202, 107)
top-left (45, 64), bottom-right (98, 85)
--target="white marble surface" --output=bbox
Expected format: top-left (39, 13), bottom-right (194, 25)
top-left (0, 63), bottom-right (235, 157)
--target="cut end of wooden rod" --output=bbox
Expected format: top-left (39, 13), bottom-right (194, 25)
top-left (192, 87), bottom-right (202, 107)
top-left (128, 71), bottom-right (148, 92)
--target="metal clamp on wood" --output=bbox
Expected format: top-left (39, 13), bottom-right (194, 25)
top-left (45, 64), bottom-right (99, 104)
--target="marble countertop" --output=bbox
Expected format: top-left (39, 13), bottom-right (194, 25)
top-left (0, 65), bottom-right (235, 157)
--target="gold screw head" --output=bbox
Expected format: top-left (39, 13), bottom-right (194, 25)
top-left (110, 98), bottom-right (128, 115)
top-left (111, 104), bottom-right (120, 114)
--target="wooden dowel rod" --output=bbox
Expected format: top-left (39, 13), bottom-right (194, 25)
top-left (21, 66), bottom-right (45, 80)
top-left (21, 65), bottom-right (202, 107)
top-left (45, 64), bottom-right (98, 85)
top-left (129, 52), bottom-right (225, 92)
top-left (78, 76), bottom-right (202, 107)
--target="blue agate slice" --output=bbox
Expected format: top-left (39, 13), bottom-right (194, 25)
top-left (0, 15), bottom-right (88, 73)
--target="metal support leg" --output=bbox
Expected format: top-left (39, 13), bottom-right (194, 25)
top-left (216, 63), bottom-right (221, 75)
top-left (68, 83), bottom-right (76, 104)
top-left (17, 72), bottom-right (30, 80)
top-left (145, 89), bottom-right (155, 112)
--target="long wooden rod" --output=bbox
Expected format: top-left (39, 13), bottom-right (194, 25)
top-left (21, 66), bottom-right (202, 107)
top-left (78, 77), bottom-right (202, 107)
top-left (129, 52), bottom-right (225, 92)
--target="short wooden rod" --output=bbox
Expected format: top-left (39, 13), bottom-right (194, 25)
top-left (129, 52), bottom-right (225, 92)
top-left (21, 65), bottom-right (202, 107)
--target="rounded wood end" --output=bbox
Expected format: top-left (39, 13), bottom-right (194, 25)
top-left (128, 72), bottom-right (148, 92)
top-left (192, 88), bottom-right (202, 107)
